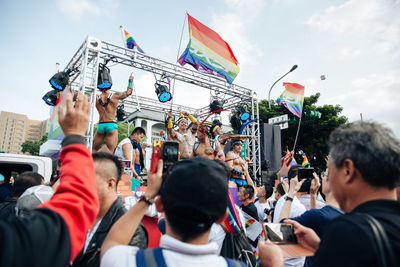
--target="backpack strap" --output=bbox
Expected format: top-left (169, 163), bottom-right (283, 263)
top-left (136, 248), bottom-right (167, 267)
top-left (225, 257), bottom-right (247, 267)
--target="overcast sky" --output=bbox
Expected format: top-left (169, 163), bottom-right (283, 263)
top-left (1, 0), bottom-right (399, 137)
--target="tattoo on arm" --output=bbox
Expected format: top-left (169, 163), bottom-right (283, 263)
top-left (117, 88), bottom-right (132, 100)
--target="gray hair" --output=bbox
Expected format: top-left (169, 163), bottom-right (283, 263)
top-left (329, 121), bottom-right (400, 189)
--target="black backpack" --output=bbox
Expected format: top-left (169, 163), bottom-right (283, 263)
top-left (220, 229), bottom-right (258, 267)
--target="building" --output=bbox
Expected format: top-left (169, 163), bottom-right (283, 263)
top-left (0, 111), bottom-right (45, 154)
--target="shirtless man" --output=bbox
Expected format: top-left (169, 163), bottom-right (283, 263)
top-left (93, 73), bottom-right (133, 152)
top-left (167, 110), bottom-right (198, 159)
top-left (210, 122), bottom-right (257, 151)
top-left (225, 141), bottom-right (254, 188)
top-left (193, 125), bottom-right (225, 161)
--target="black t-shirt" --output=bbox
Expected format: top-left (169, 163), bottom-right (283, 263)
top-left (240, 202), bottom-right (259, 221)
top-left (312, 200), bottom-right (400, 267)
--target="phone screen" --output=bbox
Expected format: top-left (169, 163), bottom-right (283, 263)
top-left (297, 167), bottom-right (314, 180)
top-left (263, 223), bottom-right (297, 244)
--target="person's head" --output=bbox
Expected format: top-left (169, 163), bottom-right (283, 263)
top-left (238, 184), bottom-right (254, 203)
top-left (190, 122), bottom-right (199, 134)
top-left (232, 140), bottom-right (243, 153)
top-left (157, 157), bottom-right (229, 242)
top-left (275, 182), bottom-right (285, 200)
top-left (13, 172), bottom-right (44, 198)
top-left (92, 152), bottom-right (122, 203)
top-left (16, 185), bottom-right (54, 217)
top-left (210, 120), bottom-right (223, 137)
top-left (328, 121), bottom-right (400, 210)
top-left (177, 115), bottom-right (188, 131)
top-left (130, 127), bottom-right (146, 143)
top-left (197, 125), bottom-right (209, 141)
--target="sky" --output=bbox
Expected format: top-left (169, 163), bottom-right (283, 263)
top-left (1, 0), bottom-right (399, 137)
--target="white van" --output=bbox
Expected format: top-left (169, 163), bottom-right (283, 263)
top-left (0, 153), bottom-right (53, 183)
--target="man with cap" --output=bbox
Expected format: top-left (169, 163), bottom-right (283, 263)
top-left (101, 157), bottom-right (246, 266)
top-left (92, 73), bottom-right (133, 153)
top-left (167, 110), bottom-right (198, 159)
top-left (225, 141), bottom-right (254, 188)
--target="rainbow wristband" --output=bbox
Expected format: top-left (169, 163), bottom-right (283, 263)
top-left (128, 79), bottom-right (133, 89)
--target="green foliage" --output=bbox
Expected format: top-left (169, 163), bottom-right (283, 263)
top-left (21, 133), bottom-right (48, 156)
top-left (259, 93), bottom-right (348, 173)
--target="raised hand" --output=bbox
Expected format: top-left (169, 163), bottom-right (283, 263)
top-left (58, 92), bottom-right (90, 136)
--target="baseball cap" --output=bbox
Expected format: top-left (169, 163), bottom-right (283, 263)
top-left (0, 173), bottom-right (4, 182)
top-left (16, 185), bottom-right (54, 217)
top-left (161, 157), bottom-right (229, 226)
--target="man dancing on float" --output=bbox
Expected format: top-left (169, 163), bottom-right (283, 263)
top-left (225, 140), bottom-right (254, 188)
top-left (167, 110), bottom-right (198, 159)
top-left (93, 73), bottom-right (133, 152)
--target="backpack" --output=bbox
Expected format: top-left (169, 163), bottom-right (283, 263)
top-left (220, 230), bottom-right (258, 267)
top-left (136, 248), bottom-right (246, 267)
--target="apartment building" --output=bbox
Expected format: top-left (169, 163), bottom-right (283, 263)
top-left (0, 111), bottom-right (45, 154)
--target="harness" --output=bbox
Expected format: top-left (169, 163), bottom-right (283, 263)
top-left (97, 92), bottom-right (116, 122)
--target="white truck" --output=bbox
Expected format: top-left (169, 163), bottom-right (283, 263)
top-left (0, 153), bottom-right (53, 183)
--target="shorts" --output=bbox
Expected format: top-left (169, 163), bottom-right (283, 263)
top-left (97, 122), bottom-right (118, 134)
top-left (134, 163), bottom-right (141, 176)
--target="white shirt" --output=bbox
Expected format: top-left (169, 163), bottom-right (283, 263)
top-left (101, 234), bottom-right (229, 267)
top-left (272, 193), bottom-right (306, 223)
top-left (83, 219), bottom-right (102, 253)
top-left (254, 200), bottom-right (271, 222)
top-left (114, 138), bottom-right (134, 162)
top-left (299, 194), bottom-right (326, 210)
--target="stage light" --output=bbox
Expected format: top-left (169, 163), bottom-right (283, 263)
top-left (42, 90), bottom-right (59, 106)
top-left (49, 69), bottom-right (72, 91)
top-left (97, 64), bottom-right (112, 90)
top-left (230, 113), bottom-right (242, 130)
top-left (209, 100), bottom-right (224, 113)
top-left (236, 106), bottom-right (250, 121)
top-left (155, 82), bottom-right (172, 102)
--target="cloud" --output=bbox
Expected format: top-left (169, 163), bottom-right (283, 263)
top-left (58, 0), bottom-right (119, 17)
top-left (307, 0), bottom-right (400, 59)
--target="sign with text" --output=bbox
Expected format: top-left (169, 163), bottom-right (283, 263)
top-left (268, 114), bottom-right (288, 130)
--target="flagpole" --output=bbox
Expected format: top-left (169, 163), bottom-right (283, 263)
top-left (292, 115), bottom-right (302, 152)
top-left (169, 12), bottom-right (187, 111)
top-left (119, 25), bottom-right (126, 47)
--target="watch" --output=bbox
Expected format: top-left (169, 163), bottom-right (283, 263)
top-left (139, 195), bottom-right (155, 205)
top-left (285, 196), bottom-right (294, 202)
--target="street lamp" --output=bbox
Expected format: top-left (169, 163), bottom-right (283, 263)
top-left (268, 65), bottom-right (298, 108)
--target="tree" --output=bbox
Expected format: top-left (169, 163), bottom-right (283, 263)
top-left (21, 133), bottom-right (48, 156)
top-left (258, 93), bottom-right (348, 173)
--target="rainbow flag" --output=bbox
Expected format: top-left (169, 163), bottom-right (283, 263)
top-left (124, 30), bottom-right (144, 53)
top-left (178, 13), bottom-right (240, 84)
top-left (302, 154), bottom-right (310, 167)
top-left (223, 191), bottom-right (242, 233)
top-left (276, 82), bottom-right (305, 118)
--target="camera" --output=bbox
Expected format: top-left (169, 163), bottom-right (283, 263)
top-left (297, 167), bottom-right (315, 180)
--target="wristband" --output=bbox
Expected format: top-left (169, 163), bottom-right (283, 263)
top-left (168, 117), bottom-right (173, 129)
top-left (139, 195), bottom-right (155, 205)
top-left (128, 79), bottom-right (133, 89)
top-left (285, 196), bottom-right (293, 202)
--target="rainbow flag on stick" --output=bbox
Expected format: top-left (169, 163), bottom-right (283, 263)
top-left (276, 82), bottom-right (305, 118)
top-left (178, 13), bottom-right (240, 84)
top-left (302, 154), bottom-right (310, 167)
top-left (123, 28), bottom-right (144, 53)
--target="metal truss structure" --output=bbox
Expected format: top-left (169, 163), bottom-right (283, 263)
top-left (64, 36), bottom-right (262, 183)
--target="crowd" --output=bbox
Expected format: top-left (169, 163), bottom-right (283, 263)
top-left (0, 75), bottom-right (399, 267)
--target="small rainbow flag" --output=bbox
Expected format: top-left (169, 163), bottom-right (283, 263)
top-left (223, 191), bottom-right (242, 233)
top-left (276, 82), bottom-right (305, 118)
top-left (124, 30), bottom-right (144, 53)
top-left (178, 13), bottom-right (240, 84)
top-left (302, 154), bottom-right (310, 167)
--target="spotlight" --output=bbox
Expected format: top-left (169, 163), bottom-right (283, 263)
top-left (97, 64), bottom-right (112, 90)
top-left (116, 104), bottom-right (126, 121)
top-left (49, 69), bottom-right (72, 91)
top-left (42, 90), bottom-right (59, 106)
top-left (230, 113), bottom-right (242, 130)
top-left (155, 82), bottom-right (172, 102)
top-left (236, 106), bottom-right (250, 121)
top-left (209, 100), bottom-right (224, 113)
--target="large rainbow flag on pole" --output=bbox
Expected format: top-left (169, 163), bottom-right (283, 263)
top-left (276, 82), bottom-right (305, 118)
top-left (123, 29), bottom-right (144, 53)
top-left (178, 13), bottom-right (240, 84)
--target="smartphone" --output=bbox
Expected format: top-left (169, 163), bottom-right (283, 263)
top-left (297, 167), bottom-right (314, 180)
top-left (150, 140), bottom-right (179, 176)
top-left (263, 223), bottom-right (297, 244)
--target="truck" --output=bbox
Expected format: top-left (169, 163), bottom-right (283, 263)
top-left (0, 153), bottom-right (53, 183)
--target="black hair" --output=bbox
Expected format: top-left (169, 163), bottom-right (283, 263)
top-left (276, 182), bottom-right (285, 196)
top-left (13, 172), bottom-right (44, 197)
top-left (131, 127), bottom-right (146, 137)
top-left (264, 183), bottom-right (274, 199)
top-left (92, 152), bottom-right (122, 185)
top-left (243, 184), bottom-right (255, 199)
